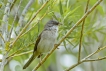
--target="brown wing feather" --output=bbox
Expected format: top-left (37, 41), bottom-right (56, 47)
top-left (33, 33), bottom-right (41, 52)
top-left (23, 33), bottom-right (42, 69)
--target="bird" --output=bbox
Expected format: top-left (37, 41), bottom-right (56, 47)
top-left (23, 20), bottom-right (59, 69)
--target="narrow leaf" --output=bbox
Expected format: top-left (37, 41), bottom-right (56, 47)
top-left (59, 0), bottom-right (63, 15)
top-left (63, 40), bottom-right (69, 52)
top-left (64, 6), bottom-right (80, 20)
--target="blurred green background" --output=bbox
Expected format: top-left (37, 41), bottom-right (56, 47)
top-left (0, 0), bottom-right (106, 71)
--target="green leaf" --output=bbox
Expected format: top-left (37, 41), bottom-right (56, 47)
top-left (66, 39), bottom-right (74, 46)
top-left (63, 40), bottom-right (69, 52)
top-left (59, 0), bottom-right (63, 15)
top-left (0, 19), bottom-right (6, 24)
top-left (72, 42), bottom-right (79, 49)
top-left (66, 0), bottom-right (70, 9)
top-left (98, 30), bottom-right (106, 35)
top-left (92, 33), bottom-right (99, 42)
top-left (51, 12), bottom-right (59, 20)
top-left (63, 40), bottom-right (66, 48)
top-left (97, 5), bottom-right (104, 15)
top-left (89, 0), bottom-right (97, 5)
top-left (64, 6), bottom-right (80, 20)
top-left (0, 4), bottom-right (2, 8)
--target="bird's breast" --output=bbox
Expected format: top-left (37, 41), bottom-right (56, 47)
top-left (37, 29), bottom-right (58, 53)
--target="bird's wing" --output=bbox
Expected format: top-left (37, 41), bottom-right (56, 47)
top-left (23, 33), bottom-right (42, 69)
top-left (33, 33), bottom-right (41, 52)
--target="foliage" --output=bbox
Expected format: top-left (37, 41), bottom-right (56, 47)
top-left (0, 0), bottom-right (106, 71)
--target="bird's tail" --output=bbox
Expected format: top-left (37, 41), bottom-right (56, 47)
top-left (23, 53), bottom-right (37, 69)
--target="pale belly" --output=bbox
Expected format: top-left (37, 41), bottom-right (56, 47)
top-left (37, 30), bottom-right (57, 53)
top-left (37, 39), bottom-right (55, 53)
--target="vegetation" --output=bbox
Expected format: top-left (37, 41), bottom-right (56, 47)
top-left (0, 0), bottom-right (106, 71)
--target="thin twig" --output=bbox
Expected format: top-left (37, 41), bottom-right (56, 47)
top-left (8, 0), bottom-right (50, 52)
top-left (0, 33), bottom-right (5, 43)
top-left (16, 0), bottom-right (35, 34)
top-left (20, 11), bottom-right (47, 37)
top-left (7, 42), bottom-right (34, 59)
top-left (10, 0), bottom-right (17, 11)
top-left (65, 46), bottom-right (106, 71)
top-left (84, 56), bottom-right (106, 62)
top-left (32, 0), bottom-right (103, 70)
top-left (78, 0), bottom-right (90, 62)
top-left (9, 0), bottom-right (23, 40)
top-left (11, 50), bottom-right (33, 58)
top-left (65, 61), bottom-right (84, 71)
top-left (0, 50), bottom-right (33, 62)
top-left (65, 56), bottom-right (106, 71)
top-left (82, 46), bottom-right (106, 60)
top-left (1, 0), bottom-right (11, 41)
top-left (0, 0), bottom-right (12, 70)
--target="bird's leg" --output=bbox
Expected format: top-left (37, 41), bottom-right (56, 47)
top-left (38, 54), bottom-right (43, 65)
top-left (54, 44), bottom-right (59, 49)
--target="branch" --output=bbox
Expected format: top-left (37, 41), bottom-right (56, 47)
top-left (10, 0), bottom-right (17, 11)
top-left (32, 0), bottom-right (103, 70)
top-left (0, 0), bottom-right (12, 70)
top-left (9, 0), bottom-right (50, 52)
top-left (65, 61), bottom-right (84, 71)
top-left (65, 56), bottom-right (106, 71)
top-left (20, 11), bottom-right (47, 37)
top-left (9, 0), bottom-right (23, 40)
top-left (7, 42), bottom-right (34, 59)
top-left (82, 46), bottom-right (106, 60)
top-left (16, 0), bottom-right (35, 34)
top-left (78, 0), bottom-right (90, 62)
top-left (84, 56), bottom-right (106, 62)
top-left (0, 43), bottom-right (34, 62)
top-left (0, 33), bottom-right (5, 43)
top-left (0, 50), bottom-right (33, 62)
top-left (10, 50), bottom-right (33, 58)
top-left (65, 45), bottom-right (106, 71)
top-left (1, 0), bottom-right (11, 42)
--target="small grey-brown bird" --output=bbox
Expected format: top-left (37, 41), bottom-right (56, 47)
top-left (23, 20), bottom-right (59, 69)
